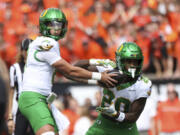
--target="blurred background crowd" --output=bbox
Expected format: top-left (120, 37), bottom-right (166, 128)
top-left (0, 0), bottom-right (180, 78)
top-left (0, 0), bottom-right (180, 135)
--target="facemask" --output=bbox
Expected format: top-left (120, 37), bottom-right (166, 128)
top-left (128, 68), bottom-right (136, 78)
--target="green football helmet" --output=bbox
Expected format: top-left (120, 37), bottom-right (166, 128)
top-left (115, 42), bottom-right (144, 78)
top-left (39, 8), bottom-right (68, 40)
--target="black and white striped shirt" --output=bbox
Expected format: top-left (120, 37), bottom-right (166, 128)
top-left (9, 62), bottom-right (25, 101)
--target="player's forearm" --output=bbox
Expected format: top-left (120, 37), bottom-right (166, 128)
top-left (123, 112), bottom-right (140, 123)
top-left (115, 98), bottom-right (146, 123)
top-left (123, 98), bottom-right (146, 123)
top-left (63, 73), bottom-right (88, 83)
top-left (68, 66), bottom-right (93, 79)
top-left (73, 60), bottom-right (90, 69)
top-left (54, 59), bottom-right (101, 80)
top-left (73, 59), bottom-right (99, 72)
top-left (8, 88), bottom-right (14, 120)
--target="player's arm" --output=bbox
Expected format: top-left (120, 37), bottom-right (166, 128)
top-left (36, 42), bottom-right (117, 86)
top-left (53, 59), bottom-right (117, 86)
top-left (74, 59), bottom-right (116, 71)
top-left (8, 66), bottom-right (15, 120)
top-left (97, 97), bottom-right (147, 123)
top-left (74, 59), bottom-right (101, 72)
top-left (7, 66), bottom-right (15, 133)
top-left (8, 88), bottom-right (14, 120)
top-left (123, 97), bottom-right (147, 123)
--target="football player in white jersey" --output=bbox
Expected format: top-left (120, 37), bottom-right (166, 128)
top-left (18, 8), bottom-right (117, 135)
top-left (74, 42), bottom-right (152, 135)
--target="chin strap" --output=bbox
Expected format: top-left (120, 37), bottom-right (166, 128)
top-left (128, 68), bottom-right (136, 78)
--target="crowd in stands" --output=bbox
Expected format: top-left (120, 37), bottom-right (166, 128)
top-left (0, 1), bottom-right (180, 135)
top-left (0, 0), bottom-right (180, 79)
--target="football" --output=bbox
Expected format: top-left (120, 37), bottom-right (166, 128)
top-left (98, 69), bottom-right (124, 88)
top-left (107, 69), bottom-right (123, 81)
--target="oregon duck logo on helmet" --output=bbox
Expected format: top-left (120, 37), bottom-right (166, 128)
top-left (39, 8), bottom-right (68, 40)
top-left (40, 9), bottom-right (48, 18)
top-left (118, 44), bottom-right (123, 52)
top-left (115, 42), bottom-right (144, 78)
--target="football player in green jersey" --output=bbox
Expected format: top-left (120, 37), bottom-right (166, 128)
top-left (74, 42), bottom-right (152, 135)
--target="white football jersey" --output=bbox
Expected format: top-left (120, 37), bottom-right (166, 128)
top-left (97, 64), bottom-right (152, 113)
top-left (22, 36), bottom-right (61, 96)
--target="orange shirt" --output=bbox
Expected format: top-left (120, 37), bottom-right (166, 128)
top-left (62, 109), bottom-right (79, 135)
top-left (28, 12), bottom-right (40, 26)
top-left (133, 15), bottom-right (151, 27)
top-left (3, 21), bottom-right (18, 45)
top-left (74, 38), bottom-right (108, 60)
top-left (62, 8), bottom-right (75, 29)
top-left (156, 99), bottom-right (180, 132)
top-left (43, 0), bottom-right (59, 9)
top-left (12, 0), bottom-right (23, 8)
top-left (60, 45), bottom-right (72, 63)
top-left (168, 12), bottom-right (180, 33)
top-left (136, 33), bottom-right (151, 67)
top-left (159, 22), bottom-right (178, 42)
top-left (107, 45), bottom-right (117, 60)
top-left (174, 38), bottom-right (180, 60)
top-left (0, 1), bottom-right (6, 23)
top-left (123, 0), bottom-right (135, 8)
top-left (86, 40), bottom-right (107, 59)
top-left (2, 43), bottom-right (17, 68)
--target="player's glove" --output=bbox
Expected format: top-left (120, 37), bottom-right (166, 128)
top-left (96, 106), bottom-right (126, 122)
top-left (96, 106), bottom-right (118, 118)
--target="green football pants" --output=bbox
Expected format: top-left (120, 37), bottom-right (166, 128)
top-left (18, 91), bottom-right (58, 133)
top-left (86, 114), bottom-right (139, 135)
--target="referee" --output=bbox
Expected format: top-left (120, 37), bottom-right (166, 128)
top-left (8, 38), bottom-right (34, 135)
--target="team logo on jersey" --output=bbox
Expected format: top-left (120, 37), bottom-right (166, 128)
top-left (39, 40), bottom-right (53, 51)
top-left (40, 44), bottom-right (53, 51)
top-left (96, 120), bottom-right (101, 125)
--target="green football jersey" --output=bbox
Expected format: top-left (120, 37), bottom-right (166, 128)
top-left (86, 61), bottom-right (152, 135)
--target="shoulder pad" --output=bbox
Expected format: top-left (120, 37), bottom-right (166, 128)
top-left (140, 76), bottom-right (152, 95)
top-left (38, 39), bottom-right (54, 51)
top-left (140, 76), bottom-right (150, 84)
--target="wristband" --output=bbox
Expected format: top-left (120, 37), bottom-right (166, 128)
top-left (88, 80), bottom-right (98, 84)
top-left (116, 112), bottom-right (125, 122)
top-left (92, 72), bottom-right (102, 80)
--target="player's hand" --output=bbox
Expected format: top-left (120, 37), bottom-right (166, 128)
top-left (100, 71), bottom-right (118, 87)
top-left (7, 119), bottom-right (15, 134)
top-left (96, 106), bottom-right (118, 118)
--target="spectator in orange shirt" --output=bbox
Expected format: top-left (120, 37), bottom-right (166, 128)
top-left (62, 95), bottom-right (80, 135)
top-left (156, 83), bottom-right (180, 135)
top-left (135, 27), bottom-right (151, 70)
top-left (43, 0), bottom-right (59, 9)
top-left (174, 37), bottom-right (180, 78)
top-left (133, 8), bottom-right (151, 27)
top-left (78, 1), bottom-right (111, 39)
